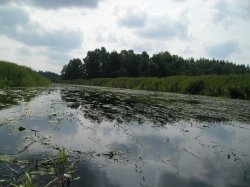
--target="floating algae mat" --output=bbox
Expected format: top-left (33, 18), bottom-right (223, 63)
top-left (0, 84), bottom-right (250, 187)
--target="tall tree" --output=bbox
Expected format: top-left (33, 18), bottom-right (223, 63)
top-left (61, 47), bottom-right (250, 80)
top-left (138, 51), bottom-right (150, 76)
top-left (83, 50), bottom-right (101, 79)
top-left (106, 51), bottom-right (121, 78)
top-left (61, 58), bottom-right (83, 80)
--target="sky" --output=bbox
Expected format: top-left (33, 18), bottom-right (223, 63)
top-left (0, 0), bottom-right (249, 74)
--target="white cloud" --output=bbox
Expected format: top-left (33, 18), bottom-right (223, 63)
top-left (0, 0), bottom-right (249, 73)
top-left (0, 6), bottom-right (29, 33)
top-left (211, 0), bottom-right (250, 28)
top-left (118, 8), bottom-right (147, 28)
top-left (16, 47), bottom-right (32, 57)
top-left (140, 15), bottom-right (189, 41)
top-left (0, 0), bottom-right (11, 5)
top-left (182, 45), bottom-right (193, 55)
top-left (0, 6), bottom-right (82, 50)
top-left (0, 5), bottom-right (83, 73)
top-left (171, 0), bottom-right (186, 2)
top-left (205, 40), bottom-right (240, 59)
top-left (96, 33), bottom-right (119, 43)
top-left (1, 0), bottom-right (103, 9)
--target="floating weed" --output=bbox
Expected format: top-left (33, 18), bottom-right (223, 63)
top-left (0, 147), bottom-right (79, 187)
top-left (0, 172), bottom-right (33, 187)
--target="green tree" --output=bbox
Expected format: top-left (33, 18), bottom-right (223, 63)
top-left (61, 58), bottom-right (83, 80)
top-left (83, 51), bottom-right (101, 79)
top-left (83, 47), bottom-right (109, 79)
top-left (106, 51), bottom-right (121, 77)
top-left (60, 47), bottom-right (250, 79)
top-left (138, 51), bottom-right (149, 76)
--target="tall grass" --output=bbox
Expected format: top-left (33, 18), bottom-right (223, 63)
top-left (60, 75), bottom-right (250, 100)
top-left (0, 61), bottom-right (50, 87)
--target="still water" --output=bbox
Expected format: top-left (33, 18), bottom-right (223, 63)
top-left (0, 85), bottom-right (250, 187)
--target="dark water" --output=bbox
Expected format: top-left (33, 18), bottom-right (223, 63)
top-left (0, 85), bottom-right (250, 187)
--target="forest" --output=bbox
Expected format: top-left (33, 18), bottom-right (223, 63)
top-left (61, 47), bottom-right (250, 80)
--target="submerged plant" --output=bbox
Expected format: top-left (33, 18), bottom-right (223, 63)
top-left (23, 172), bottom-right (33, 187)
top-left (54, 147), bottom-right (70, 187)
top-left (1, 171), bottom-right (33, 187)
top-left (0, 147), bottom-right (78, 187)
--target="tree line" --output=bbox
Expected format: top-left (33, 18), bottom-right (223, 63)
top-left (61, 47), bottom-right (250, 80)
top-left (38, 71), bottom-right (60, 82)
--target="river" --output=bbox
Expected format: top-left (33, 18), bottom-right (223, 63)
top-left (0, 84), bottom-right (250, 187)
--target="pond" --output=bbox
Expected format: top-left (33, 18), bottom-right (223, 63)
top-left (0, 84), bottom-right (250, 187)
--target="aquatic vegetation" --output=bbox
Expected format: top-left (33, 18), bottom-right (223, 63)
top-left (60, 86), bottom-right (250, 124)
top-left (0, 147), bottom-right (77, 187)
top-left (0, 171), bottom-right (33, 187)
top-left (0, 85), bottom-right (250, 187)
top-left (60, 74), bottom-right (250, 100)
top-left (55, 148), bottom-right (68, 187)
top-left (23, 172), bottom-right (33, 187)
top-left (0, 87), bottom-right (46, 110)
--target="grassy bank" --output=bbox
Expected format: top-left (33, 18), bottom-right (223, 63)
top-left (60, 75), bottom-right (250, 100)
top-left (0, 61), bottom-right (50, 87)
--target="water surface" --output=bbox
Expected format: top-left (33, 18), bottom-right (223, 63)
top-left (0, 85), bottom-right (249, 187)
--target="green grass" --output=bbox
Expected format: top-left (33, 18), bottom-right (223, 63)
top-left (0, 61), bottom-right (50, 87)
top-left (59, 75), bottom-right (250, 100)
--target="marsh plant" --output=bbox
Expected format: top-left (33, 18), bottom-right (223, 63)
top-left (0, 148), bottom-right (76, 187)
top-left (0, 171), bottom-right (33, 187)
top-left (54, 148), bottom-right (69, 187)
top-left (61, 75), bottom-right (250, 100)
top-left (44, 147), bottom-right (76, 187)
top-left (23, 172), bottom-right (33, 187)
top-left (0, 61), bottom-right (50, 87)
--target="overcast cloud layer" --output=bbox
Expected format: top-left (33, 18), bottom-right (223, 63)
top-left (0, 0), bottom-right (102, 9)
top-left (0, 0), bottom-right (249, 73)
